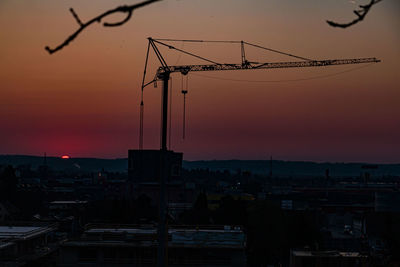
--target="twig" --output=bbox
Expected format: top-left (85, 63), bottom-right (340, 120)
top-left (45, 0), bottom-right (162, 54)
top-left (327, 0), bottom-right (383, 28)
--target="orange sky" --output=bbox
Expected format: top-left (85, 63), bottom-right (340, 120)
top-left (0, 0), bottom-right (399, 162)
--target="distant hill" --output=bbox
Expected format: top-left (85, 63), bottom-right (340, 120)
top-left (0, 155), bottom-right (127, 173)
top-left (1, 155), bottom-right (399, 177)
top-left (183, 160), bottom-right (400, 177)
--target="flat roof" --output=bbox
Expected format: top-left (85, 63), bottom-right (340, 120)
top-left (0, 226), bottom-right (41, 235)
top-left (50, 201), bottom-right (88, 204)
top-left (0, 225), bottom-right (54, 240)
top-left (80, 226), bottom-right (245, 249)
top-left (63, 240), bottom-right (244, 249)
top-left (86, 228), bottom-right (242, 234)
top-left (292, 250), bottom-right (366, 258)
top-left (0, 241), bottom-right (14, 249)
top-left (87, 228), bottom-right (157, 235)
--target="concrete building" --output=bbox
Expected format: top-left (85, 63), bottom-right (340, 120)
top-left (290, 249), bottom-right (369, 267)
top-left (49, 200), bottom-right (88, 218)
top-left (0, 222), bottom-right (58, 266)
top-left (0, 202), bottom-right (18, 222)
top-left (128, 150), bottom-right (183, 183)
top-left (59, 224), bottom-right (246, 266)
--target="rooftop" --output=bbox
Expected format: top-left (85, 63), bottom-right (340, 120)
top-left (50, 200), bottom-right (88, 204)
top-left (0, 224), bottom-right (56, 240)
top-left (292, 250), bottom-right (367, 258)
top-left (65, 224), bottom-right (246, 249)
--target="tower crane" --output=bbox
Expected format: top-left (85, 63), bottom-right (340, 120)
top-left (139, 37), bottom-right (380, 267)
top-left (140, 37), bottom-right (380, 151)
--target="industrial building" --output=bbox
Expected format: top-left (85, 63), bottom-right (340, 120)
top-left (290, 249), bottom-right (369, 267)
top-left (128, 150), bottom-right (183, 183)
top-left (59, 224), bottom-right (246, 266)
top-left (0, 222), bottom-right (58, 266)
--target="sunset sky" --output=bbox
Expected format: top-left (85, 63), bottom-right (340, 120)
top-left (0, 0), bottom-right (399, 163)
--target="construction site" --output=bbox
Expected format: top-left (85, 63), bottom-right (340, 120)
top-left (1, 1), bottom-right (399, 266)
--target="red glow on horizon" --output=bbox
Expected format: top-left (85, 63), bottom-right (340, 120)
top-left (61, 155), bottom-right (70, 159)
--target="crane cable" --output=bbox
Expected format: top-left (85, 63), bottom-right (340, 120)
top-left (153, 38), bottom-right (312, 61)
top-left (168, 77), bottom-right (173, 149)
top-left (243, 41), bottom-right (312, 61)
top-left (139, 41), bottom-right (151, 150)
top-left (152, 39), bottom-right (221, 65)
top-left (154, 38), bottom-right (241, 44)
top-left (140, 90), bottom-right (144, 149)
top-left (181, 75), bottom-right (189, 139)
top-left (174, 41), bottom-right (185, 65)
top-left (168, 41), bottom-right (184, 147)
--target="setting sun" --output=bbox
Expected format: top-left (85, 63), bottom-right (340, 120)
top-left (61, 155), bottom-right (70, 159)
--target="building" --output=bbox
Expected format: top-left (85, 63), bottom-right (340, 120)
top-left (49, 200), bottom-right (88, 218)
top-left (0, 222), bottom-right (58, 266)
top-left (128, 150), bottom-right (183, 183)
top-left (290, 249), bottom-right (369, 267)
top-left (59, 224), bottom-right (246, 266)
top-left (0, 202), bottom-right (18, 222)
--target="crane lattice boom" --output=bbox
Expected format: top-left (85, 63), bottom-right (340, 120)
top-left (157, 57), bottom-right (380, 77)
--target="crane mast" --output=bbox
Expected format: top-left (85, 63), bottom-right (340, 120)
top-left (140, 37), bottom-right (380, 267)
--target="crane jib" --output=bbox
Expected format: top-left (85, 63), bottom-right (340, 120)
top-left (156, 57), bottom-right (380, 77)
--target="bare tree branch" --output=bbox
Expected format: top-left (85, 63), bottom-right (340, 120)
top-left (327, 0), bottom-right (383, 28)
top-left (69, 8), bottom-right (83, 26)
top-left (45, 0), bottom-right (162, 54)
top-left (46, 0), bottom-right (384, 54)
